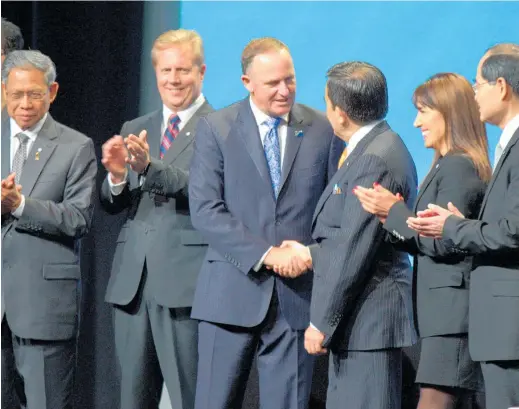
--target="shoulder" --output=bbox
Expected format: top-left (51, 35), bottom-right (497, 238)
top-left (122, 110), bottom-right (161, 131)
top-left (53, 119), bottom-right (92, 147)
top-left (438, 154), bottom-right (478, 177)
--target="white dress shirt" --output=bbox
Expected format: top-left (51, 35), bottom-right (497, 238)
top-left (494, 114), bottom-right (519, 170)
top-left (108, 94), bottom-right (206, 195)
top-left (9, 113), bottom-right (48, 217)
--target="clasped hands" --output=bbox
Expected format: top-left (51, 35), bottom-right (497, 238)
top-left (101, 130), bottom-right (150, 183)
top-left (264, 240), bottom-right (312, 278)
top-left (1, 173), bottom-right (22, 215)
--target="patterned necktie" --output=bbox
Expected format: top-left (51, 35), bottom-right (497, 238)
top-left (160, 114), bottom-right (181, 159)
top-left (337, 145), bottom-right (349, 169)
top-left (263, 117), bottom-right (282, 198)
top-left (12, 133), bottom-right (29, 184)
top-left (493, 141), bottom-right (503, 171)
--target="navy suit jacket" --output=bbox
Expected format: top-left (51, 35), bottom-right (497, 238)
top-left (310, 121), bottom-right (418, 351)
top-left (189, 98), bottom-right (340, 330)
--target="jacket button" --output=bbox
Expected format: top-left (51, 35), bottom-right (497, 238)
top-left (275, 220), bottom-right (281, 226)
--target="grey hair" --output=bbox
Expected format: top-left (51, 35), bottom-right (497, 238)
top-left (1, 50), bottom-right (57, 86)
top-left (1, 18), bottom-right (24, 55)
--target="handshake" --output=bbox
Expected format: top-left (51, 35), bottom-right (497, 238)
top-left (263, 240), bottom-right (312, 278)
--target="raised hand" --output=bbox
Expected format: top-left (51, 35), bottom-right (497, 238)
top-left (102, 135), bottom-right (128, 183)
top-left (125, 130), bottom-right (150, 174)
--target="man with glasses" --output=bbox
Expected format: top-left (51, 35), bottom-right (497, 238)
top-left (407, 43), bottom-right (519, 408)
top-left (1, 50), bottom-right (97, 409)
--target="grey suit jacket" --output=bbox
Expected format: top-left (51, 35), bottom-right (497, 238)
top-left (1, 110), bottom-right (97, 341)
top-left (384, 154), bottom-right (487, 337)
top-left (310, 121), bottom-right (418, 351)
top-left (443, 127), bottom-right (519, 361)
top-left (189, 99), bottom-right (340, 330)
top-left (100, 101), bottom-right (214, 308)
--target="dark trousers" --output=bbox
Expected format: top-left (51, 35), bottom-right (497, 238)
top-left (114, 265), bottom-right (198, 409)
top-left (1, 317), bottom-right (76, 409)
top-left (195, 291), bottom-right (314, 409)
top-left (327, 348), bottom-right (402, 409)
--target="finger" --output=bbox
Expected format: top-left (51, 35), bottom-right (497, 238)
top-left (139, 129), bottom-right (148, 142)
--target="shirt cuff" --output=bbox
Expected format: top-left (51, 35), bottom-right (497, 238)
top-left (11, 194), bottom-right (25, 218)
top-left (108, 170), bottom-right (128, 196)
top-left (253, 246), bottom-right (273, 272)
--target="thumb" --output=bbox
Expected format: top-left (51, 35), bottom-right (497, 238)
top-left (139, 129), bottom-right (148, 142)
top-left (447, 202), bottom-right (463, 217)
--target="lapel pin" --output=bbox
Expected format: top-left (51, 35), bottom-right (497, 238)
top-left (295, 130), bottom-right (304, 137)
top-left (35, 148), bottom-right (42, 160)
top-left (186, 132), bottom-right (191, 136)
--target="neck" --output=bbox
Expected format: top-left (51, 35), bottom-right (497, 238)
top-left (496, 101), bottom-right (519, 130)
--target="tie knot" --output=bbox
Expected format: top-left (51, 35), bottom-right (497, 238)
top-left (16, 132), bottom-right (29, 144)
top-left (264, 116), bottom-right (281, 129)
top-left (168, 114), bottom-right (181, 127)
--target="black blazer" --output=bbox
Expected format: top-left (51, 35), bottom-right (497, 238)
top-left (443, 127), bottom-right (519, 361)
top-left (384, 154), bottom-right (487, 337)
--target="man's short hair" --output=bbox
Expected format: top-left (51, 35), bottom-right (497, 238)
top-left (2, 50), bottom-right (57, 86)
top-left (151, 29), bottom-right (204, 67)
top-left (1, 18), bottom-right (24, 56)
top-left (326, 61), bottom-right (388, 125)
top-left (481, 43), bottom-right (519, 97)
top-left (241, 37), bottom-right (289, 75)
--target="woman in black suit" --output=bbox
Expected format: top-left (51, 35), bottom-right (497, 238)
top-left (353, 73), bottom-right (491, 408)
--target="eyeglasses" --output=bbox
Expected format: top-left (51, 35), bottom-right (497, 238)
top-left (472, 81), bottom-right (495, 92)
top-left (6, 90), bottom-right (48, 101)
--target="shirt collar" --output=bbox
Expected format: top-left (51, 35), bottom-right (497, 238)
top-left (347, 120), bottom-right (383, 153)
top-left (498, 114), bottom-right (519, 151)
top-left (10, 113), bottom-right (48, 142)
top-left (249, 97), bottom-right (289, 127)
top-left (162, 93), bottom-right (206, 129)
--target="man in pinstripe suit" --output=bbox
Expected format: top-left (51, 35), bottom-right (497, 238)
top-left (282, 62), bottom-right (418, 408)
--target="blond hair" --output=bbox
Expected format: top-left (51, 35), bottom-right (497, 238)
top-left (151, 29), bottom-right (204, 66)
top-left (241, 37), bottom-right (289, 74)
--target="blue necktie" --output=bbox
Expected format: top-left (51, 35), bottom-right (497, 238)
top-left (263, 117), bottom-right (282, 198)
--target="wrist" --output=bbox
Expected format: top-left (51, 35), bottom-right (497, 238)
top-left (110, 171), bottom-right (126, 184)
top-left (139, 160), bottom-right (151, 177)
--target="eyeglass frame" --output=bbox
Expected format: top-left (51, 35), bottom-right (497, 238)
top-left (4, 89), bottom-right (50, 101)
top-left (472, 80), bottom-right (496, 92)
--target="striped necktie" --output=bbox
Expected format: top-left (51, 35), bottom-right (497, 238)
top-left (160, 114), bottom-right (180, 159)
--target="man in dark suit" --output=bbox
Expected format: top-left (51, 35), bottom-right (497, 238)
top-left (282, 62), bottom-right (418, 408)
top-left (1, 50), bottom-right (97, 409)
top-left (99, 29), bottom-right (212, 409)
top-left (188, 37), bottom-right (340, 409)
top-left (408, 43), bottom-right (519, 408)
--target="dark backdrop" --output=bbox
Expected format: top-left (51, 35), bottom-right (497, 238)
top-left (2, 2), bottom-right (482, 408)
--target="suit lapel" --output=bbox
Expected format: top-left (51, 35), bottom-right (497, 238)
top-left (162, 101), bottom-right (212, 165)
top-left (479, 128), bottom-right (519, 217)
top-left (311, 121), bottom-right (390, 225)
top-left (414, 158), bottom-right (442, 212)
top-left (278, 105), bottom-right (308, 195)
top-left (1, 110), bottom-right (11, 179)
top-left (236, 99), bottom-right (272, 191)
top-left (145, 110), bottom-right (162, 161)
top-left (19, 115), bottom-right (58, 196)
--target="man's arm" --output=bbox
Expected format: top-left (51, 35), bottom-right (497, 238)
top-left (188, 117), bottom-right (272, 275)
top-left (443, 166), bottom-right (519, 254)
top-left (310, 154), bottom-right (401, 343)
top-left (15, 138), bottom-right (97, 238)
top-left (140, 157), bottom-right (189, 198)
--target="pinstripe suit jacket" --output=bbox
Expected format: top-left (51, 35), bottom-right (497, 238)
top-left (310, 121), bottom-right (418, 351)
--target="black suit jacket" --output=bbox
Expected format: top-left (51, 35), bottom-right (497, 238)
top-left (443, 127), bottom-right (519, 361)
top-left (384, 154), bottom-right (487, 337)
top-left (100, 101), bottom-right (214, 308)
top-left (310, 121), bottom-right (418, 351)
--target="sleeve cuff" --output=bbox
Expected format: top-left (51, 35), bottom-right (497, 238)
top-left (11, 195), bottom-right (25, 218)
top-left (107, 170), bottom-right (128, 196)
top-left (253, 246), bottom-right (273, 272)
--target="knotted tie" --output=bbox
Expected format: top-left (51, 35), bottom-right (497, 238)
top-left (12, 133), bottom-right (29, 184)
top-left (263, 117), bottom-right (282, 198)
top-left (160, 114), bottom-right (181, 159)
